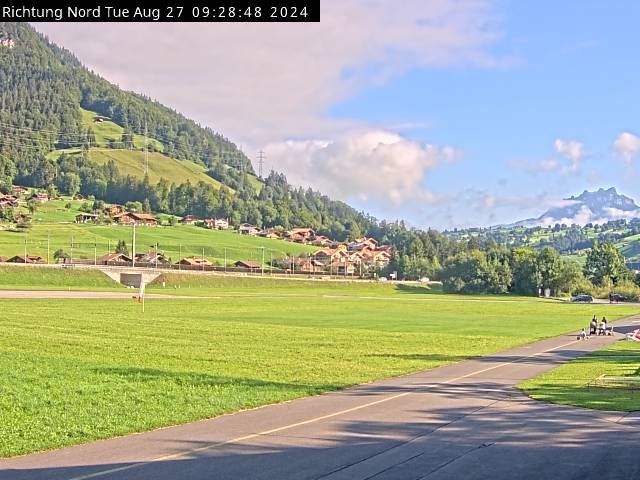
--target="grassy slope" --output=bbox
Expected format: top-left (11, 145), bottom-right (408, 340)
top-left (0, 285), bottom-right (637, 457)
top-left (519, 340), bottom-right (640, 411)
top-left (0, 265), bottom-right (119, 290)
top-left (0, 201), bottom-right (316, 264)
top-left (80, 107), bottom-right (164, 151)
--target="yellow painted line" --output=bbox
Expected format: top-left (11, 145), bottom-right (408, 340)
top-left (67, 338), bottom-right (581, 480)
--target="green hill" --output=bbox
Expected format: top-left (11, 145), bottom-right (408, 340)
top-left (48, 148), bottom-right (222, 189)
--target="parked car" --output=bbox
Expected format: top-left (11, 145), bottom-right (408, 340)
top-left (609, 293), bottom-right (626, 303)
top-left (572, 294), bottom-right (593, 303)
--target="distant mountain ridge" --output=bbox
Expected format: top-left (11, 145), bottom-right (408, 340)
top-left (514, 187), bottom-right (640, 227)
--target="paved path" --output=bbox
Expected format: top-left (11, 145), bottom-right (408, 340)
top-left (2, 318), bottom-right (640, 480)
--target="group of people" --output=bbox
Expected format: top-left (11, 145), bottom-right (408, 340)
top-left (578, 316), bottom-right (613, 340)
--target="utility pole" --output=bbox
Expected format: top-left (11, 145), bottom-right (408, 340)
top-left (132, 223), bottom-right (136, 268)
top-left (94, 238), bottom-right (97, 265)
top-left (23, 236), bottom-right (27, 264)
top-left (202, 247), bottom-right (205, 271)
top-left (224, 248), bottom-right (227, 272)
top-left (70, 236), bottom-right (73, 264)
top-left (257, 150), bottom-right (265, 179)
top-left (178, 243), bottom-right (182, 271)
top-left (261, 247), bottom-right (265, 276)
top-left (47, 234), bottom-right (50, 264)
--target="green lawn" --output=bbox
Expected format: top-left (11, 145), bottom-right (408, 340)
top-left (0, 265), bottom-right (120, 291)
top-left (519, 340), bottom-right (640, 411)
top-left (0, 219), bottom-right (316, 265)
top-left (0, 284), bottom-right (637, 457)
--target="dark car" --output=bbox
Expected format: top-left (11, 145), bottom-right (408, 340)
top-left (609, 293), bottom-right (626, 303)
top-left (572, 294), bottom-right (593, 303)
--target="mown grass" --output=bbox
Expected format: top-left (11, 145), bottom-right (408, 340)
top-left (0, 221), bottom-right (316, 265)
top-left (0, 289), bottom-right (637, 457)
top-left (0, 265), bottom-right (119, 290)
top-left (519, 340), bottom-right (640, 411)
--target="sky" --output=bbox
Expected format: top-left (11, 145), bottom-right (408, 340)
top-left (33, 0), bottom-right (640, 229)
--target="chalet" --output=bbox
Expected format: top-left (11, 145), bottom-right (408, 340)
top-left (181, 215), bottom-right (199, 225)
top-left (368, 250), bottom-right (392, 268)
top-left (203, 218), bottom-right (229, 230)
top-left (106, 204), bottom-right (124, 216)
top-left (11, 186), bottom-right (28, 195)
top-left (234, 260), bottom-right (261, 271)
top-left (113, 212), bottom-right (158, 226)
top-left (75, 213), bottom-right (99, 224)
top-left (93, 116), bottom-right (105, 123)
top-left (29, 192), bottom-right (48, 203)
top-left (238, 223), bottom-right (260, 235)
top-left (7, 255), bottom-right (45, 264)
top-left (72, 193), bottom-right (84, 201)
top-left (98, 252), bottom-right (133, 265)
top-left (136, 252), bottom-right (169, 265)
top-left (258, 229), bottom-right (280, 239)
top-left (299, 259), bottom-right (324, 274)
top-left (331, 260), bottom-right (356, 276)
top-left (350, 237), bottom-right (379, 251)
top-left (311, 235), bottom-right (332, 247)
top-left (285, 227), bottom-right (315, 243)
top-left (179, 257), bottom-right (213, 267)
top-left (0, 256), bottom-right (8, 263)
top-left (313, 248), bottom-right (348, 264)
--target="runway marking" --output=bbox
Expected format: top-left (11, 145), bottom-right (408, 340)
top-left (65, 338), bottom-right (583, 480)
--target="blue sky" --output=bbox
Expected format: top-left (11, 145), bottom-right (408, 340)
top-left (35, 1), bottom-right (640, 228)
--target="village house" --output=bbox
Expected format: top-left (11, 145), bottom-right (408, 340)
top-left (258, 228), bottom-right (280, 239)
top-left (285, 227), bottom-right (315, 243)
top-left (179, 257), bottom-right (213, 267)
top-left (234, 260), bottom-right (261, 271)
top-left (203, 218), bottom-right (229, 230)
top-left (350, 237), bottom-right (379, 251)
top-left (75, 213), bottom-right (99, 224)
top-left (72, 193), bottom-right (84, 201)
top-left (29, 192), bottom-right (48, 203)
top-left (0, 256), bottom-right (8, 263)
top-left (368, 250), bottom-right (392, 268)
top-left (298, 259), bottom-right (325, 274)
top-left (106, 204), bottom-right (124, 216)
top-left (11, 186), bottom-right (28, 196)
top-left (180, 215), bottom-right (199, 225)
top-left (238, 223), bottom-right (260, 235)
top-left (135, 252), bottom-right (169, 265)
top-left (331, 259), bottom-right (356, 276)
top-left (113, 212), bottom-right (158, 226)
top-left (311, 235), bottom-right (332, 247)
top-left (313, 247), bottom-right (349, 264)
top-left (98, 252), bottom-right (133, 265)
top-left (7, 255), bottom-right (45, 264)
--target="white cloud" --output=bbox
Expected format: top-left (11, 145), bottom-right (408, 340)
top-left (34, 0), bottom-right (502, 146)
top-left (553, 138), bottom-right (584, 173)
top-left (613, 132), bottom-right (640, 165)
top-left (264, 129), bottom-right (457, 205)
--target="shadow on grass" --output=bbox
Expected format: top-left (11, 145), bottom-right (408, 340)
top-left (93, 366), bottom-right (340, 392)
top-left (394, 284), bottom-right (436, 295)
top-left (4, 394), bottom-right (640, 480)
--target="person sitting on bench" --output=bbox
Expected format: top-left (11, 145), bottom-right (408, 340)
top-left (598, 320), bottom-right (607, 335)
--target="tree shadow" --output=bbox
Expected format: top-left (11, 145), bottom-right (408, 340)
top-left (3, 396), bottom-right (640, 480)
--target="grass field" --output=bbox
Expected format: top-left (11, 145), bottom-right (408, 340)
top-left (0, 281), bottom-right (637, 457)
top-left (0, 213), bottom-right (316, 265)
top-left (0, 265), bottom-right (119, 290)
top-left (47, 148), bottom-right (222, 189)
top-left (519, 340), bottom-right (640, 411)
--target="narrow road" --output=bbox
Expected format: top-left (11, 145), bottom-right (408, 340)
top-left (2, 318), bottom-right (639, 480)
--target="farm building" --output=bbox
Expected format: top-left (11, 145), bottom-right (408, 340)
top-left (75, 213), bottom-right (99, 224)
top-left (234, 260), bottom-right (261, 271)
top-left (285, 227), bottom-right (315, 243)
top-left (106, 204), bottom-right (124, 216)
top-left (136, 252), bottom-right (169, 265)
top-left (203, 218), bottom-right (229, 230)
top-left (98, 252), bottom-right (133, 265)
top-left (7, 255), bottom-right (46, 264)
top-left (11, 186), bottom-right (28, 195)
top-left (113, 212), bottom-right (158, 226)
top-left (258, 229), bottom-right (280, 239)
top-left (238, 223), bottom-right (260, 235)
top-left (181, 215), bottom-right (199, 225)
top-left (29, 192), bottom-right (49, 203)
top-left (179, 257), bottom-right (213, 267)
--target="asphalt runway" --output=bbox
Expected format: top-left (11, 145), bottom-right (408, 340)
top-left (1, 317), bottom-right (639, 480)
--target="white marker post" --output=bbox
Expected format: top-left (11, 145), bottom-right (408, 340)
top-left (139, 280), bottom-right (145, 313)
